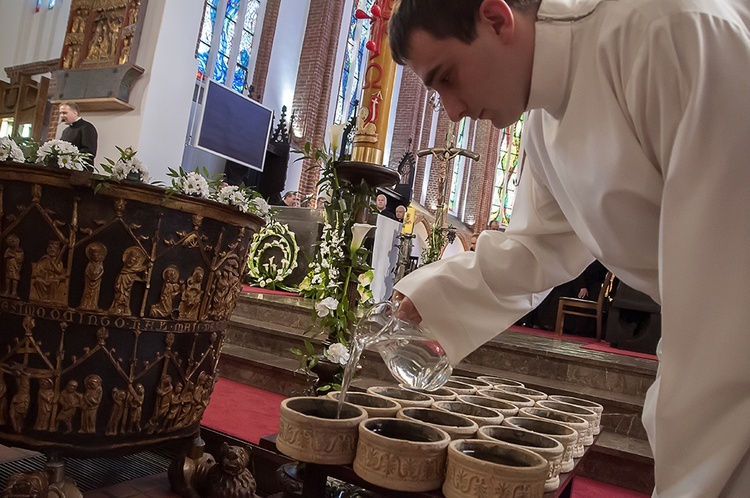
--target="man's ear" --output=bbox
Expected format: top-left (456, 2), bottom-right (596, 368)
top-left (478, 0), bottom-right (515, 41)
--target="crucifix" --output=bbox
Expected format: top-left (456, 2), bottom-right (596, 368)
top-left (417, 93), bottom-right (480, 227)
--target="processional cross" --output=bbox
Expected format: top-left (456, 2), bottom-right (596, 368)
top-left (417, 93), bottom-right (480, 226)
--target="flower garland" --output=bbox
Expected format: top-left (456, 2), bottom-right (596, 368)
top-left (0, 137), bottom-right (271, 221)
top-left (245, 221), bottom-right (300, 291)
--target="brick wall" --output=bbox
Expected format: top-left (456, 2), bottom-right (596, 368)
top-left (292, 0), bottom-right (346, 197)
top-left (388, 66), bottom-right (427, 169)
top-left (250, 0), bottom-right (281, 103)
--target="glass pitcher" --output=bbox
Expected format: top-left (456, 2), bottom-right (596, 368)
top-left (353, 301), bottom-right (452, 391)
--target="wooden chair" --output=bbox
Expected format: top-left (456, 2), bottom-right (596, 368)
top-left (555, 272), bottom-right (615, 341)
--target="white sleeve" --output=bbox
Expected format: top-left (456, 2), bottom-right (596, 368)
top-left (393, 157), bottom-right (593, 365)
top-left (624, 9), bottom-right (750, 497)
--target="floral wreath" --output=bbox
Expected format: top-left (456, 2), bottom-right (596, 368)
top-left (245, 221), bottom-right (300, 291)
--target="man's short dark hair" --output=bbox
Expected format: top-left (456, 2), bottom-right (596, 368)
top-left (390, 0), bottom-right (541, 64)
top-left (60, 101), bottom-right (81, 114)
top-left (283, 191), bottom-right (298, 199)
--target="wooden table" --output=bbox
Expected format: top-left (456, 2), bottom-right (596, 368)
top-left (260, 434), bottom-right (598, 497)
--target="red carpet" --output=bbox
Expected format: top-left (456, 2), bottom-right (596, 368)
top-left (202, 377), bottom-right (649, 497)
top-left (581, 342), bottom-right (658, 361)
top-left (201, 377), bottom-right (286, 444)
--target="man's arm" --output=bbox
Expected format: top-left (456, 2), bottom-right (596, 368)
top-left (79, 121), bottom-right (98, 157)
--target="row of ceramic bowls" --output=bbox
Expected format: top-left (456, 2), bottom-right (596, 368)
top-left (276, 375), bottom-right (604, 496)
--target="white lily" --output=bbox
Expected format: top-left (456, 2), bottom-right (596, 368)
top-left (350, 223), bottom-right (376, 255)
top-left (325, 342), bottom-right (350, 366)
top-left (328, 123), bottom-right (347, 155)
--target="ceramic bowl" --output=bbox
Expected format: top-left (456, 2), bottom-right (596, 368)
top-left (400, 385), bottom-right (457, 402)
top-left (457, 395), bottom-right (519, 418)
top-left (477, 388), bottom-right (536, 408)
top-left (548, 395), bottom-right (604, 435)
top-left (366, 386), bottom-right (434, 408)
top-left (397, 407), bottom-right (478, 440)
top-left (477, 375), bottom-right (525, 388)
top-left (277, 397), bottom-right (367, 465)
top-left (442, 439), bottom-right (547, 498)
top-left (502, 416), bottom-right (578, 473)
top-left (432, 400), bottom-right (504, 427)
top-left (442, 379), bottom-right (477, 396)
top-left (478, 425), bottom-right (565, 492)
top-left (353, 417), bottom-right (450, 492)
top-left (327, 391), bottom-right (401, 418)
top-left (449, 375), bottom-right (494, 389)
top-left (499, 385), bottom-right (549, 401)
top-left (535, 400), bottom-right (597, 446)
top-left (519, 407), bottom-right (589, 458)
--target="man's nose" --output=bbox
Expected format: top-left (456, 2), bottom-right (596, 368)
top-left (439, 95), bottom-right (467, 122)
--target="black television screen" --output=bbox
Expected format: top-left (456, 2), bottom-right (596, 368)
top-left (194, 80), bottom-right (273, 172)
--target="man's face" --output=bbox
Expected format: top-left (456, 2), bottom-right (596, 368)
top-left (395, 206), bottom-right (406, 220)
top-left (405, 4), bottom-right (534, 129)
top-left (376, 195), bottom-right (387, 211)
top-left (284, 192), bottom-right (300, 207)
top-left (59, 105), bottom-right (78, 125)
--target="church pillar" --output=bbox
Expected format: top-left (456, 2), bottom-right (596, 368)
top-left (291, 0), bottom-right (346, 198)
top-left (387, 66), bottom-right (427, 172)
top-left (250, 0), bottom-right (281, 103)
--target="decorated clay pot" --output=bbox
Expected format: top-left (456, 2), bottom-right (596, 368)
top-left (327, 391), bottom-right (401, 418)
top-left (477, 375), bottom-right (525, 388)
top-left (535, 400), bottom-right (597, 446)
top-left (478, 425), bottom-right (565, 492)
top-left (0, 162), bottom-right (262, 456)
top-left (477, 388), bottom-right (536, 408)
top-left (353, 417), bottom-right (450, 492)
top-left (442, 379), bottom-right (477, 396)
top-left (503, 416), bottom-right (578, 473)
top-left (449, 375), bottom-right (493, 390)
top-left (442, 439), bottom-right (547, 498)
top-left (548, 395), bottom-right (604, 435)
top-left (457, 395), bottom-right (519, 418)
top-left (399, 385), bottom-right (457, 402)
top-left (432, 400), bottom-right (504, 427)
top-left (520, 407), bottom-right (589, 458)
top-left (277, 397), bottom-right (367, 465)
top-left (366, 386), bottom-right (433, 408)
top-left (397, 407), bottom-right (478, 440)
top-left (499, 385), bottom-right (549, 401)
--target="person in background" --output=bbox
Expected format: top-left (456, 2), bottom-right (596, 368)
top-left (59, 101), bottom-right (98, 163)
top-left (389, 0), bottom-right (750, 496)
top-left (487, 219), bottom-right (500, 230)
top-left (316, 196), bottom-right (327, 210)
top-left (282, 191), bottom-right (300, 207)
top-left (375, 193), bottom-right (396, 220)
top-left (469, 233), bottom-right (478, 252)
top-left (395, 205), bottom-right (406, 222)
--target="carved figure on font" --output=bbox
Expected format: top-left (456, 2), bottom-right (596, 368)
top-left (9, 374), bottom-right (31, 433)
top-left (55, 380), bottom-right (81, 433)
top-left (106, 387), bottom-right (127, 435)
top-left (109, 246), bottom-right (148, 316)
top-left (3, 234), bottom-right (24, 298)
top-left (33, 378), bottom-right (55, 431)
top-left (126, 383), bottom-right (145, 433)
top-left (209, 258), bottom-right (242, 320)
top-left (150, 265), bottom-right (181, 318)
top-left (177, 381), bottom-right (195, 429)
top-left (79, 374), bottom-right (103, 434)
top-left (178, 267), bottom-right (204, 320)
top-left (146, 374), bottom-right (172, 433)
top-left (79, 242), bottom-right (107, 311)
top-left (0, 373), bottom-right (7, 425)
top-left (30, 240), bottom-right (67, 305)
top-left (166, 382), bottom-right (183, 430)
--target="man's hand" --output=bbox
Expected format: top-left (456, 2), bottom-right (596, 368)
top-left (577, 288), bottom-right (589, 299)
top-left (393, 290), bottom-right (423, 324)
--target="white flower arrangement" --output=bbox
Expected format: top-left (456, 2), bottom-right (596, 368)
top-left (245, 221), bottom-right (299, 291)
top-left (104, 147), bottom-right (150, 182)
top-left (174, 171), bottom-right (211, 198)
top-left (36, 139), bottom-right (90, 171)
top-left (0, 137), bottom-right (25, 162)
top-left (324, 342), bottom-right (350, 366)
top-left (315, 296), bottom-right (339, 318)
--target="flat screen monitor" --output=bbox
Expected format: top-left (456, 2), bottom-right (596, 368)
top-left (194, 79), bottom-right (273, 172)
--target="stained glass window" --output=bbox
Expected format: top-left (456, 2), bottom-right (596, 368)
top-left (334, 0), bottom-right (376, 124)
top-left (491, 113), bottom-right (526, 226)
top-left (196, 0), bottom-right (261, 95)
